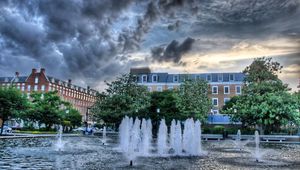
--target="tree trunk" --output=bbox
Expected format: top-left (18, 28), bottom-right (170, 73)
top-left (46, 124), bottom-right (51, 131)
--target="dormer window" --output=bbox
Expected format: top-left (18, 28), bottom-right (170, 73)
top-left (51, 78), bottom-right (55, 83)
top-left (173, 75), bottom-right (178, 82)
top-left (34, 77), bottom-right (39, 84)
top-left (152, 75), bottom-right (157, 82)
top-left (206, 74), bottom-right (211, 81)
top-left (229, 74), bottom-right (235, 81)
top-left (4, 77), bottom-right (8, 82)
top-left (15, 78), bottom-right (19, 82)
top-left (218, 74), bottom-right (223, 82)
top-left (142, 75), bottom-right (147, 83)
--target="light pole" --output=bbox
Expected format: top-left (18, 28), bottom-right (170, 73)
top-left (210, 109), bottom-right (213, 124)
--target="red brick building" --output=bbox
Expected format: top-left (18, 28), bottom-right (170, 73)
top-left (0, 68), bottom-right (97, 122)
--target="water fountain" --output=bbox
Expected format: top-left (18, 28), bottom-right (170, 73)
top-left (102, 126), bottom-right (106, 145)
top-left (55, 125), bottom-right (64, 151)
top-left (119, 116), bottom-right (153, 166)
top-left (236, 129), bottom-right (242, 150)
top-left (119, 116), bottom-right (204, 166)
top-left (254, 130), bottom-right (260, 162)
top-left (157, 119), bottom-right (168, 156)
top-left (174, 120), bottom-right (182, 155)
top-left (169, 119), bottom-right (176, 153)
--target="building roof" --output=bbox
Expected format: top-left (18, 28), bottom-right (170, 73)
top-left (134, 72), bottom-right (245, 83)
top-left (0, 76), bottom-right (27, 83)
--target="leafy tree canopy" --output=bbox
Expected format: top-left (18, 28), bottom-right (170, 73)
top-left (223, 57), bottom-right (299, 134)
top-left (0, 87), bottom-right (28, 134)
top-left (243, 57), bottom-right (283, 83)
top-left (91, 74), bottom-right (151, 125)
top-left (176, 79), bottom-right (211, 122)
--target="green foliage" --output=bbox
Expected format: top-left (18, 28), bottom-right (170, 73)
top-left (243, 57), bottom-right (283, 83)
top-left (145, 90), bottom-right (180, 126)
top-left (91, 74), bottom-right (151, 125)
top-left (28, 91), bottom-right (63, 130)
top-left (20, 91), bottom-right (82, 131)
top-left (222, 57), bottom-right (299, 134)
top-left (62, 108), bottom-right (82, 129)
top-left (0, 87), bottom-right (28, 134)
top-left (175, 79), bottom-right (211, 122)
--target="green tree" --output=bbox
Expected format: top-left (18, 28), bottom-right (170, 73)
top-left (27, 91), bottom-right (65, 130)
top-left (0, 87), bottom-right (28, 135)
top-left (61, 107), bottom-right (82, 132)
top-left (145, 90), bottom-right (180, 130)
top-left (91, 74), bottom-right (150, 126)
top-left (223, 57), bottom-right (299, 134)
top-left (175, 79), bottom-right (211, 122)
top-left (243, 57), bottom-right (283, 83)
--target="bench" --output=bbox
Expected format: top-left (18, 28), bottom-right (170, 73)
top-left (202, 134), bottom-right (223, 141)
top-left (262, 137), bottom-right (286, 142)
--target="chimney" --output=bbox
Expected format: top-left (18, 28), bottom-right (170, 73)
top-left (87, 86), bottom-right (90, 92)
top-left (32, 68), bottom-right (37, 74)
top-left (15, 72), bottom-right (19, 77)
top-left (40, 68), bottom-right (45, 74)
top-left (68, 79), bottom-right (72, 86)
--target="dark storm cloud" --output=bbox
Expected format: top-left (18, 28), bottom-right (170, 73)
top-left (151, 37), bottom-right (195, 63)
top-left (0, 0), bottom-right (137, 88)
top-left (0, 0), bottom-right (299, 89)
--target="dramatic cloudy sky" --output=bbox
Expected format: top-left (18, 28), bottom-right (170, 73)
top-left (0, 0), bottom-right (299, 91)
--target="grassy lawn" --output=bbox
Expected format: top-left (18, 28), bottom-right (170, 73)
top-left (13, 130), bottom-right (57, 134)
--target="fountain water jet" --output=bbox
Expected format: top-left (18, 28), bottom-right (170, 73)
top-left (255, 130), bottom-right (260, 162)
top-left (119, 116), bottom-right (203, 165)
top-left (157, 119), bottom-right (168, 155)
top-left (55, 125), bottom-right (64, 151)
top-left (102, 126), bottom-right (106, 145)
top-left (169, 119), bottom-right (176, 153)
top-left (236, 129), bottom-right (242, 150)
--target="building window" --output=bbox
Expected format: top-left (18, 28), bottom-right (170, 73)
top-left (173, 75), bottom-right (178, 82)
top-left (212, 86), bottom-right (218, 94)
top-left (224, 98), bottom-right (230, 104)
top-left (34, 85), bottom-right (38, 91)
top-left (27, 85), bottom-right (31, 91)
top-left (15, 78), bottom-right (19, 82)
top-left (27, 93), bottom-right (30, 99)
top-left (206, 74), bottom-right (211, 81)
top-left (152, 75), bottom-right (157, 82)
top-left (41, 85), bottom-right (45, 91)
top-left (157, 86), bottom-right (162, 92)
top-left (236, 86), bottom-right (241, 94)
top-left (224, 86), bottom-right (230, 94)
top-left (218, 74), bottom-right (223, 82)
top-left (229, 74), bottom-right (235, 81)
top-left (142, 75), bottom-right (147, 83)
top-left (21, 85), bottom-right (25, 91)
top-left (34, 77), bottom-right (39, 84)
top-left (4, 77), bottom-right (8, 82)
top-left (212, 98), bottom-right (218, 106)
top-left (147, 86), bottom-right (152, 92)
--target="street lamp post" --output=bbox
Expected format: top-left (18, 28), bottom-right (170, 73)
top-left (210, 109), bottom-right (213, 124)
